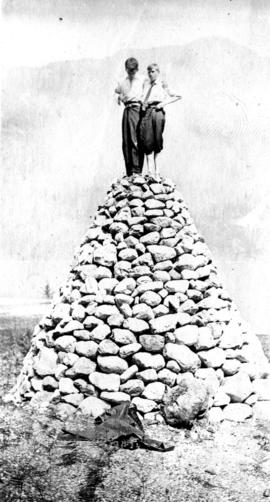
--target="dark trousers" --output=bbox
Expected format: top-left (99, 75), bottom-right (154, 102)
top-left (122, 106), bottom-right (144, 176)
top-left (139, 107), bottom-right (165, 155)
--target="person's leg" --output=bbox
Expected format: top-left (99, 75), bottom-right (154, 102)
top-left (152, 109), bottom-right (165, 178)
top-left (128, 107), bottom-right (143, 174)
top-left (122, 108), bottom-right (132, 176)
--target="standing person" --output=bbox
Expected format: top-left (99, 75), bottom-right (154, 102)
top-left (115, 58), bottom-right (146, 176)
top-left (139, 63), bottom-right (181, 177)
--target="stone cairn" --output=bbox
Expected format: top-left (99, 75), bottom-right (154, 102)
top-left (9, 175), bottom-right (270, 424)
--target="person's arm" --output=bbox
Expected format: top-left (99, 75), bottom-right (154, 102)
top-left (155, 81), bottom-right (182, 109)
top-left (115, 82), bottom-right (123, 105)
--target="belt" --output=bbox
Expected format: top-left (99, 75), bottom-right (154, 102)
top-left (124, 101), bottom-right (141, 108)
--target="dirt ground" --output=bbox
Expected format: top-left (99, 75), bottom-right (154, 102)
top-left (92, 417), bottom-right (270, 502)
top-left (0, 317), bottom-right (270, 501)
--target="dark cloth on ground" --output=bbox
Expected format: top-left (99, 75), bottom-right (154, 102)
top-left (139, 106), bottom-right (165, 155)
top-left (122, 104), bottom-right (144, 176)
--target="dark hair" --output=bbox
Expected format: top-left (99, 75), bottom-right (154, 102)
top-left (125, 57), bottom-right (139, 71)
top-left (147, 63), bottom-right (160, 72)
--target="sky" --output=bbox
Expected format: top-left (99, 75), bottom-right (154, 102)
top-left (2, 0), bottom-right (270, 67)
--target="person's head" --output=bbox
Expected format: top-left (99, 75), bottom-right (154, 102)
top-left (125, 57), bottom-right (139, 79)
top-left (147, 63), bottom-right (160, 83)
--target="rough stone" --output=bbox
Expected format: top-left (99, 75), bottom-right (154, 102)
top-left (223, 403), bottom-right (252, 422)
top-left (142, 382), bottom-right (165, 402)
top-left (132, 303), bottom-right (155, 320)
top-left (98, 339), bottom-right (119, 355)
top-left (150, 314), bottom-right (178, 333)
top-left (132, 397), bottom-right (157, 413)
top-left (112, 328), bottom-right (136, 345)
top-left (100, 391), bottom-right (131, 403)
top-left (148, 245), bottom-right (176, 262)
top-left (78, 396), bottom-right (111, 417)
top-left (164, 343), bottom-right (201, 372)
top-left (55, 335), bottom-right (76, 353)
top-left (120, 379), bottom-right (145, 396)
top-left (158, 368), bottom-right (176, 386)
top-left (163, 375), bottom-right (210, 426)
top-left (252, 378), bottom-right (270, 400)
top-left (33, 347), bottom-right (58, 377)
top-left (119, 343), bottom-right (142, 358)
top-left (222, 372), bottom-right (253, 402)
top-left (65, 357), bottom-right (96, 378)
top-left (97, 355), bottom-right (128, 374)
top-left (165, 280), bottom-right (189, 294)
top-left (120, 364), bottom-right (139, 383)
top-left (133, 353), bottom-right (165, 371)
top-left (75, 341), bottom-right (98, 358)
top-left (175, 325), bottom-right (199, 346)
top-left (198, 348), bottom-right (226, 368)
top-left (139, 335), bottom-right (165, 353)
top-left (59, 377), bottom-right (78, 395)
top-left (89, 372), bottom-right (120, 391)
top-left (123, 318), bottom-right (149, 334)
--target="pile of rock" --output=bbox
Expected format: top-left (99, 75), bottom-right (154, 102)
top-left (10, 175), bottom-right (270, 424)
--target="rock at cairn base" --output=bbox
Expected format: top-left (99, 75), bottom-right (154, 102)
top-left (8, 174), bottom-right (270, 425)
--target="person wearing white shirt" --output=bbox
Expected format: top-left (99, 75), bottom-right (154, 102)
top-left (115, 58), bottom-right (146, 176)
top-left (139, 63), bottom-right (182, 177)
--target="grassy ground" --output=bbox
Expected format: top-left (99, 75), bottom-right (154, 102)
top-left (0, 315), bottom-right (270, 501)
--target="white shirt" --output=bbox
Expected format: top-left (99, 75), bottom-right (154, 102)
top-left (142, 78), bottom-right (170, 104)
top-left (115, 73), bottom-right (146, 103)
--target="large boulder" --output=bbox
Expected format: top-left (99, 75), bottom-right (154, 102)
top-left (163, 375), bottom-right (210, 426)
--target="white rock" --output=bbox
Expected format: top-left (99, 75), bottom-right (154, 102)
top-left (79, 396), bottom-right (111, 418)
top-left (112, 328), bottom-right (136, 345)
top-left (219, 322), bottom-right (244, 349)
top-left (120, 379), bottom-right (144, 396)
top-left (95, 305), bottom-right (119, 320)
top-left (66, 357), bottom-right (96, 377)
top-left (97, 355), bottom-right (128, 374)
top-left (158, 368), bottom-right (176, 386)
top-left (213, 389), bottom-right (230, 407)
top-left (222, 372), bottom-right (253, 402)
top-left (98, 278), bottom-right (118, 294)
top-left (133, 353), bottom-right (165, 371)
top-left (140, 291), bottom-right (162, 307)
top-left (223, 403), bottom-right (252, 422)
top-left (163, 343), bottom-right (201, 372)
top-left (100, 391), bottom-right (130, 403)
top-left (71, 304), bottom-right (86, 322)
top-left (132, 303), bottom-right (155, 320)
top-left (114, 278), bottom-right (137, 294)
top-left (252, 378), bottom-right (270, 400)
top-left (123, 318), bottom-right (149, 334)
top-left (119, 343), bottom-right (142, 358)
top-left (93, 246), bottom-right (117, 267)
top-left (137, 369), bottom-right (158, 383)
top-left (208, 407), bottom-right (224, 423)
top-left (75, 340), bottom-right (98, 358)
top-left (253, 401), bottom-right (270, 421)
top-left (222, 359), bottom-right (241, 376)
top-left (120, 364), bottom-right (139, 383)
top-left (198, 348), bottom-right (226, 368)
top-left (148, 245), bottom-right (176, 262)
top-left (142, 382), bottom-right (165, 402)
top-left (139, 334), bottom-right (165, 353)
top-left (175, 325), bottom-right (199, 346)
top-left (52, 303), bottom-right (70, 322)
top-left (89, 372), bottom-right (120, 391)
top-left (132, 397), bottom-right (157, 413)
top-left (194, 327), bottom-right (217, 351)
top-left (59, 377), bottom-right (78, 395)
top-left (164, 280), bottom-right (189, 294)
top-left (150, 314), bottom-right (178, 333)
top-left (33, 347), bottom-right (58, 377)
top-left (98, 339), bottom-right (119, 355)
top-left (55, 335), bottom-right (76, 353)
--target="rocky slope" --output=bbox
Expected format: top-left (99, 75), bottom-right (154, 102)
top-left (9, 175), bottom-right (270, 423)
